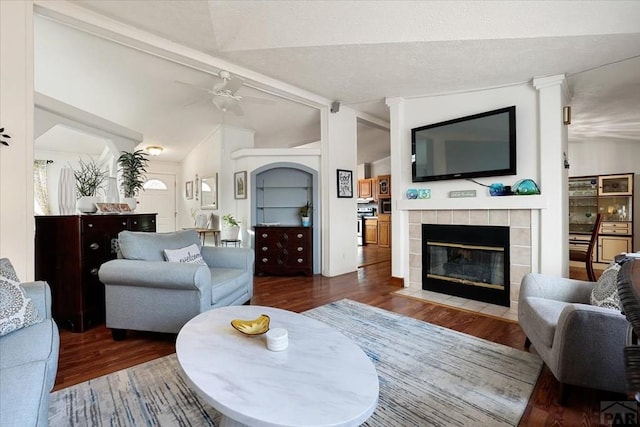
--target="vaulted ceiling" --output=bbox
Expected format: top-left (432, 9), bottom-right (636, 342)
top-left (35, 1), bottom-right (640, 163)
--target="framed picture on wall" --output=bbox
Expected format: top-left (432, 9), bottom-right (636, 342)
top-left (337, 169), bottom-right (353, 198)
top-left (186, 180), bottom-right (193, 200)
top-left (234, 171), bottom-right (247, 199)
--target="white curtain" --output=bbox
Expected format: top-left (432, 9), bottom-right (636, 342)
top-left (34, 160), bottom-right (51, 215)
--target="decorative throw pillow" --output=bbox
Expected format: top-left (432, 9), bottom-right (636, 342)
top-left (163, 244), bottom-right (207, 265)
top-left (0, 258), bottom-right (42, 336)
top-left (590, 261), bottom-right (622, 311)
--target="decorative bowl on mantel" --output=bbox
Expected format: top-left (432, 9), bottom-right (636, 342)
top-left (231, 314), bottom-right (270, 335)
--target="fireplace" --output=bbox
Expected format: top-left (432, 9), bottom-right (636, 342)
top-left (422, 224), bottom-right (510, 306)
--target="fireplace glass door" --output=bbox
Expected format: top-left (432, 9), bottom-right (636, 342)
top-left (427, 242), bottom-right (505, 290)
top-left (422, 224), bottom-right (510, 306)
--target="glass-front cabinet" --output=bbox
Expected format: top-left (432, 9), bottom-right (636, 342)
top-left (569, 173), bottom-right (634, 264)
top-left (599, 174), bottom-right (633, 196)
top-left (569, 177), bottom-right (598, 234)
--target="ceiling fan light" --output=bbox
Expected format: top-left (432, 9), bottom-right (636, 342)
top-left (146, 145), bottom-right (164, 156)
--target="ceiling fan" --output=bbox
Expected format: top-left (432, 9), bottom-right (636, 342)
top-left (176, 70), bottom-right (273, 116)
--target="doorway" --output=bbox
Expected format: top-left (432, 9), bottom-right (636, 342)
top-left (137, 173), bottom-right (176, 232)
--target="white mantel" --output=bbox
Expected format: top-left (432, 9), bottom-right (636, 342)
top-left (396, 195), bottom-right (547, 211)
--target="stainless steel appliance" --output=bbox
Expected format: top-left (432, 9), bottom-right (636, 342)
top-left (379, 198), bottom-right (392, 214)
top-left (357, 206), bottom-right (376, 246)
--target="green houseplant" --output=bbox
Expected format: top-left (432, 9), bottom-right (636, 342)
top-left (73, 157), bottom-right (107, 197)
top-left (118, 149), bottom-right (149, 211)
top-left (222, 214), bottom-right (240, 227)
top-left (299, 201), bottom-right (312, 226)
top-left (221, 214), bottom-right (241, 241)
top-left (118, 149), bottom-right (149, 198)
top-left (73, 157), bottom-right (107, 213)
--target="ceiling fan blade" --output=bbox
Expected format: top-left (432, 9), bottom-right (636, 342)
top-left (174, 80), bottom-right (213, 94)
top-left (228, 101), bottom-right (244, 116)
top-left (240, 95), bottom-right (275, 105)
top-left (182, 98), bottom-right (208, 108)
top-left (211, 96), bottom-right (227, 111)
top-left (224, 76), bottom-right (244, 94)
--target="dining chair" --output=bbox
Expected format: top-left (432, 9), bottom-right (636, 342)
top-left (569, 213), bottom-right (603, 282)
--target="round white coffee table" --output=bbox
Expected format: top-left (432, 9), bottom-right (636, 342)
top-left (176, 305), bottom-right (379, 427)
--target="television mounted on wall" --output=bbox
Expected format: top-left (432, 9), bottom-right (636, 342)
top-left (411, 106), bottom-right (516, 182)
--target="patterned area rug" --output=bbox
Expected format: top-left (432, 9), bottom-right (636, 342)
top-left (49, 299), bottom-right (542, 426)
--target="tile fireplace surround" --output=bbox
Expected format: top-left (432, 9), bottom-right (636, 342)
top-left (400, 209), bottom-right (535, 322)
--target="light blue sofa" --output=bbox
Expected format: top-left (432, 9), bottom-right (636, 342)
top-left (98, 229), bottom-right (254, 339)
top-left (0, 281), bottom-right (59, 427)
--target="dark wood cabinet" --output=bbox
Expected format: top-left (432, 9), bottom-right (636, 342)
top-left (35, 214), bottom-right (156, 332)
top-left (254, 226), bottom-right (312, 276)
top-left (376, 175), bottom-right (391, 199)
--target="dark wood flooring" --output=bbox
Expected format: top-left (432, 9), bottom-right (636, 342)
top-left (55, 250), bottom-right (624, 426)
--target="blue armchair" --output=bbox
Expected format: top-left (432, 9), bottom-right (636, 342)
top-left (99, 229), bottom-right (254, 339)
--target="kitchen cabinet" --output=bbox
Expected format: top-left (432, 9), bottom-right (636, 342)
top-left (599, 174), bottom-right (633, 196)
top-left (365, 218), bottom-right (378, 245)
top-left (358, 179), bottom-right (374, 199)
top-left (376, 175), bottom-right (391, 199)
top-left (254, 226), bottom-right (313, 276)
top-left (598, 235), bottom-right (633, 263)
top-left (35, 214), bottom-right (157, 332)
top-left (378, 214), bottom-right (391, 248)
top-left (568, 176), bottom-right (598, 234)
top-left (569, 173), bottom-right (634, 264)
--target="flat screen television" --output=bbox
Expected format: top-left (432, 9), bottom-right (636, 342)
top-left (411, 106), bottom-right (516, 182)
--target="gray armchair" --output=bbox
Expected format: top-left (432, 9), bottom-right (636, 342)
top-left (518, 273), bottom-right (628, 401)
top-left (99, 229), bottom-right (254, 339)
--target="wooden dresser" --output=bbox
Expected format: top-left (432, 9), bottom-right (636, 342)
top-left (35, 214), bottom-right (156, 332)
top-left (254, 226), bottom-right (313, 276)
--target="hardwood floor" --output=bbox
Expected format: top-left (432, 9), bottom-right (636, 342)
top-left (357, 243), bottom-right (391, 267)
top-left (55, 255), bottom-right (623, 426)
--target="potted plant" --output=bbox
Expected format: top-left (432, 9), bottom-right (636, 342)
top-left (73, 157), bottom-right (107, 213)
top-left (221, 213), bottom-right (241, 241)
top-left (118, 149), bottom-right (149, 211)
top-left (299, 201), bottom-right (312, 226)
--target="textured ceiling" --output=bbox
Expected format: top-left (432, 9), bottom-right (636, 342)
top-left (35, 1), bottom-right (640, 163)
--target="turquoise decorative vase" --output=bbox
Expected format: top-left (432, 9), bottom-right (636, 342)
top-left (406, 189), bottom-right (418, 199)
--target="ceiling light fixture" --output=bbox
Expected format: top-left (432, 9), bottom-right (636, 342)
top-left (146, 145), bottom-right (164, 156)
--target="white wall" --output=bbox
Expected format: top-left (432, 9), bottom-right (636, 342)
top-left (322, 107), bottom-right (359, 276)
top-left (569, 139), bottom-right (640, 251)
top-left (0, 1), bottom-right (34, 279)
top-left (370, 157), bottom-right (391, 177)
top-left (180, 126), bottom-right (224, 229)
top-left (389, 83), bottom-right (562, 279)
top-left (399, 85), bottom-right (539, 198)
top-left (180, 125), bottom-right (255, 237)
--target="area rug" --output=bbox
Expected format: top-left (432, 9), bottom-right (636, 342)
top-left (49, 299), bottom-right (542, 426)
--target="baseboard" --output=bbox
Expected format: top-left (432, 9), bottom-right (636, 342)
top-left (390, 276), bottom-right (404, 287)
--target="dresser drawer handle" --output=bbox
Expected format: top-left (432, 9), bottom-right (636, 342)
top-left (262, 246), bottom-right (268, 251)
top-left (133, 221), bottom-right (137, 225)
top-left (90, 268), bottom-right (99, 275)
top-left (122, 222), bottom-right (127, 226)
top-left (297, 233), bottom-right (303, 238)
top-left (297, 258), bottom-right (304, 263)
top-left (297, 247), bottom-right (303, 252)
top-left (262, 233), bottom-right (268, 238)
top-left (89, 243), bottom-right (99, 250)
top-left (87, 223), bottom-right (93, 228)
top-left (262, 258), bottom-right (268, 263)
